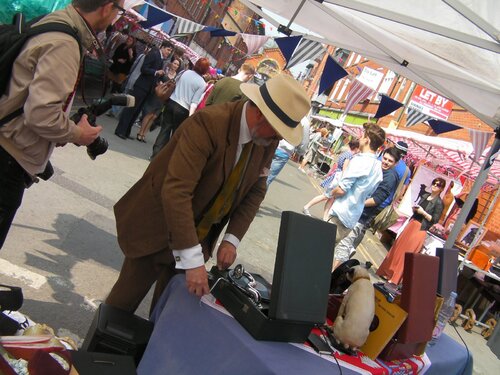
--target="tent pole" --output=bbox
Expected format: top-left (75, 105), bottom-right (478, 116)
top-left (444, 127), bottom-right (500, 249)
top-left (286, 0), bottom-right (307, 28)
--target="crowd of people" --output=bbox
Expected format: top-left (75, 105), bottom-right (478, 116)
top-left (0, 0), bottom-right (452, 325)
top-left (296, 120), bottom-right (447, 284)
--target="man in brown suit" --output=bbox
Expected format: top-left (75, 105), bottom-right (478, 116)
top-left (106, 74), bottom-right (311, 312)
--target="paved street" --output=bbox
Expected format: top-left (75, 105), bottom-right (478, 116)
top-left (0, 111), bottom-right (498, 374)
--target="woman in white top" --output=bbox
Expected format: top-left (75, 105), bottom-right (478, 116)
top-left (151, 57), bottom-right (210, 159)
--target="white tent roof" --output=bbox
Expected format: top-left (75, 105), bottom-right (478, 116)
top-left (243, 0), bottom-right (500, 129)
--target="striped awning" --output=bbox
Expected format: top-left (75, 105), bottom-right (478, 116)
top-left (341, 123), bottom-right (499, 185)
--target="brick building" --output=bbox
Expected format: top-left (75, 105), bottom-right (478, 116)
top-left (160, 0), bottom-right (262, 73)
top-left (305, 46), bottom-right (499, 236)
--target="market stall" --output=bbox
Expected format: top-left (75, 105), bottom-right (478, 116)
top-left (138, 275), bottom-right (472, 375)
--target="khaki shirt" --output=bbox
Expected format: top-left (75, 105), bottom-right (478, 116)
top-left (0, 5), bottom-right (96, 175)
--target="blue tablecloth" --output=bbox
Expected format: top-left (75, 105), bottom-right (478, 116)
top-left (138, 275), bottom-right (472, 375)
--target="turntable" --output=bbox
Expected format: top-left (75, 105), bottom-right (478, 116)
top-left (208, 211), bottom-right (337, 343)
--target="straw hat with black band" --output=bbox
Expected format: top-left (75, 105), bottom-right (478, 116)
top-left (241, 74), bottom-right (311, 146)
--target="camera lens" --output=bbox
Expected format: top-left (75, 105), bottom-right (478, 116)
top-left (86, 137), bottom-right (108, 160)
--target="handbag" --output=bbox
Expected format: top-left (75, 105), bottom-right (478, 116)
top-left (370, 165), bottom-right (410, 233)
top-left (370, 204), bottom-right (401, 233)
top-left (155, 79), bottom-right (176, 102)
top-left (155, 70), bottom-right (186, 102)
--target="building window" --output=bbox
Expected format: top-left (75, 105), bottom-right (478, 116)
top-left (337, 78), bottom-right (350, 101)
top-left (333, 48), bottom-right (350, 66)
top-left (372, 70), bottom-right (396, 102)
top-left (394, 77), bottom-right (407, 102)
top-left (346, 53), bottom-right (355, 67)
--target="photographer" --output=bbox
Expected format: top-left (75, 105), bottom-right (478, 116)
top-left (0, 0), bottom-right (125, 249)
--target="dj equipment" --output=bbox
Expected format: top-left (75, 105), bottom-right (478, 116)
top-left (69, 351), bottom-right (136, 375)
top-left (81, 304), bottom-right (154, 366)
top-left (209, 211), bottom-right (336, 343)
top-left (379, 253), bottom-right (439, 361)
top-left (435, 247), bottom-right (459, 298)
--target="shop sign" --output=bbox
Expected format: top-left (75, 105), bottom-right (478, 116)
top-left (408, 85), bottom-right (454, 120)
top-left (357, 67), bottom-right (384, 90)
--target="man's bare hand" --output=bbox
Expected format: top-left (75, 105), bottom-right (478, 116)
top-left (75, 114), bottom-right (102, 146)
top-left (185, 266), bottom-right (210, 297)
top-left (217, 241), bottom-right (237, 270)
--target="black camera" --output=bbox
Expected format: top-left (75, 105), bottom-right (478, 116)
top-left (71, 94), bottom-right (135, 160)
top-left (71, 107), bottom-right (108, 160)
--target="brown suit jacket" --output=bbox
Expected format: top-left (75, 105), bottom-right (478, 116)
top-left (114, 100), bottom-right (277, 263)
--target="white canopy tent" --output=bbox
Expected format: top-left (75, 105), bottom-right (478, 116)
top-left (244, 0), bottom-right (499, 257)
top-left (242, 0), bottom-right (500, 129)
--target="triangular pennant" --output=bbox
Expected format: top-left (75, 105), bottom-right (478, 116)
top-left (318, 55), bottom-right (348, 95)
top-left (128, 0), bottom-right (146, 8)
top-left (275, 36), bottom-right (302, 65)
top-left (405, 107), bottom-right (432, 127)
top-left (202, 26), bottom-right (219, 32)
top-left (174, 18), bottom-right (205, 35)
top-left (374, 95), bottom-right (403, 119)
top-left (468, 129), bottom-right (493, 162)
top-left (139, 5), bottom-right (173, 29)
top-left (240, 34), bottom-right (270, 56)
top-left (287, 39), bottom-right (325, 69)
top-left (427, 119), bottom-right (462, 134)
top-left (160, 19), bottom-right (175, 34)
top-left (210, 29), bottom-right (237, 37)
top-left (343, 79), bottom-right (374, 115)
top-left (139, 3), bottom-right (149, 18)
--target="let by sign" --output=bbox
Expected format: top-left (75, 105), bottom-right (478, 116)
top-left (408, 85), bottom-right (454, 120)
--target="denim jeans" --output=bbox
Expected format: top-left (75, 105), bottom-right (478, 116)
top-left (266, 153), bottom-right (290, 187)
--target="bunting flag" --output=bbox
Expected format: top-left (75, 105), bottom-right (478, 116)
top-left (174, 18), bottom-right (205, 36)
top-left (210, 29), bottom-right (237, 37)
top-left (160, 19), bottom-right (175, 34)
top-left (405, 107), bottom-right (432, 127)
top-left (427, 119), bottom-right (462, 134)
top-left (468, 128), bottom-right (493, 162)
top-left (139, 4), bottom-right (173, 29)
top-left (374, 94), bottom-right (403, 119)
top-left (275, 35), bottom-right (303, 65)
top-left (318, 55), bottom-right (348, 95)
top-left (343, 79), bottom-right (374, 115)
top-left (287, 39), bottom-right (325, 69)
top-left (240, 34), bottom-right (270, 55)
top-left (202, 26), bottom-right (237, 37)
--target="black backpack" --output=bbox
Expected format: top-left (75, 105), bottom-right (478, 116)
top-left (0, 13), bottom-right (82, 126)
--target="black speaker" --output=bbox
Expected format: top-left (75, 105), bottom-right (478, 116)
top-left (435, 247), bottom-right (459, 298)
top-left (69, 351), bottom-right (136, 375)
top-left (269, 211), bottom-right (336, 323)
top-left (81, 304), bottom-right (154, 366)
top-left (209, 211), bottom-right (336, 342)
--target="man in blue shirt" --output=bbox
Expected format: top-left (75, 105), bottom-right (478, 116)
top-left (335, 147), bottom-right (401, 262)
top-left (387, 141), bottom-right (411, 205)
top-left (327, 123), bottom-right (386, 270)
